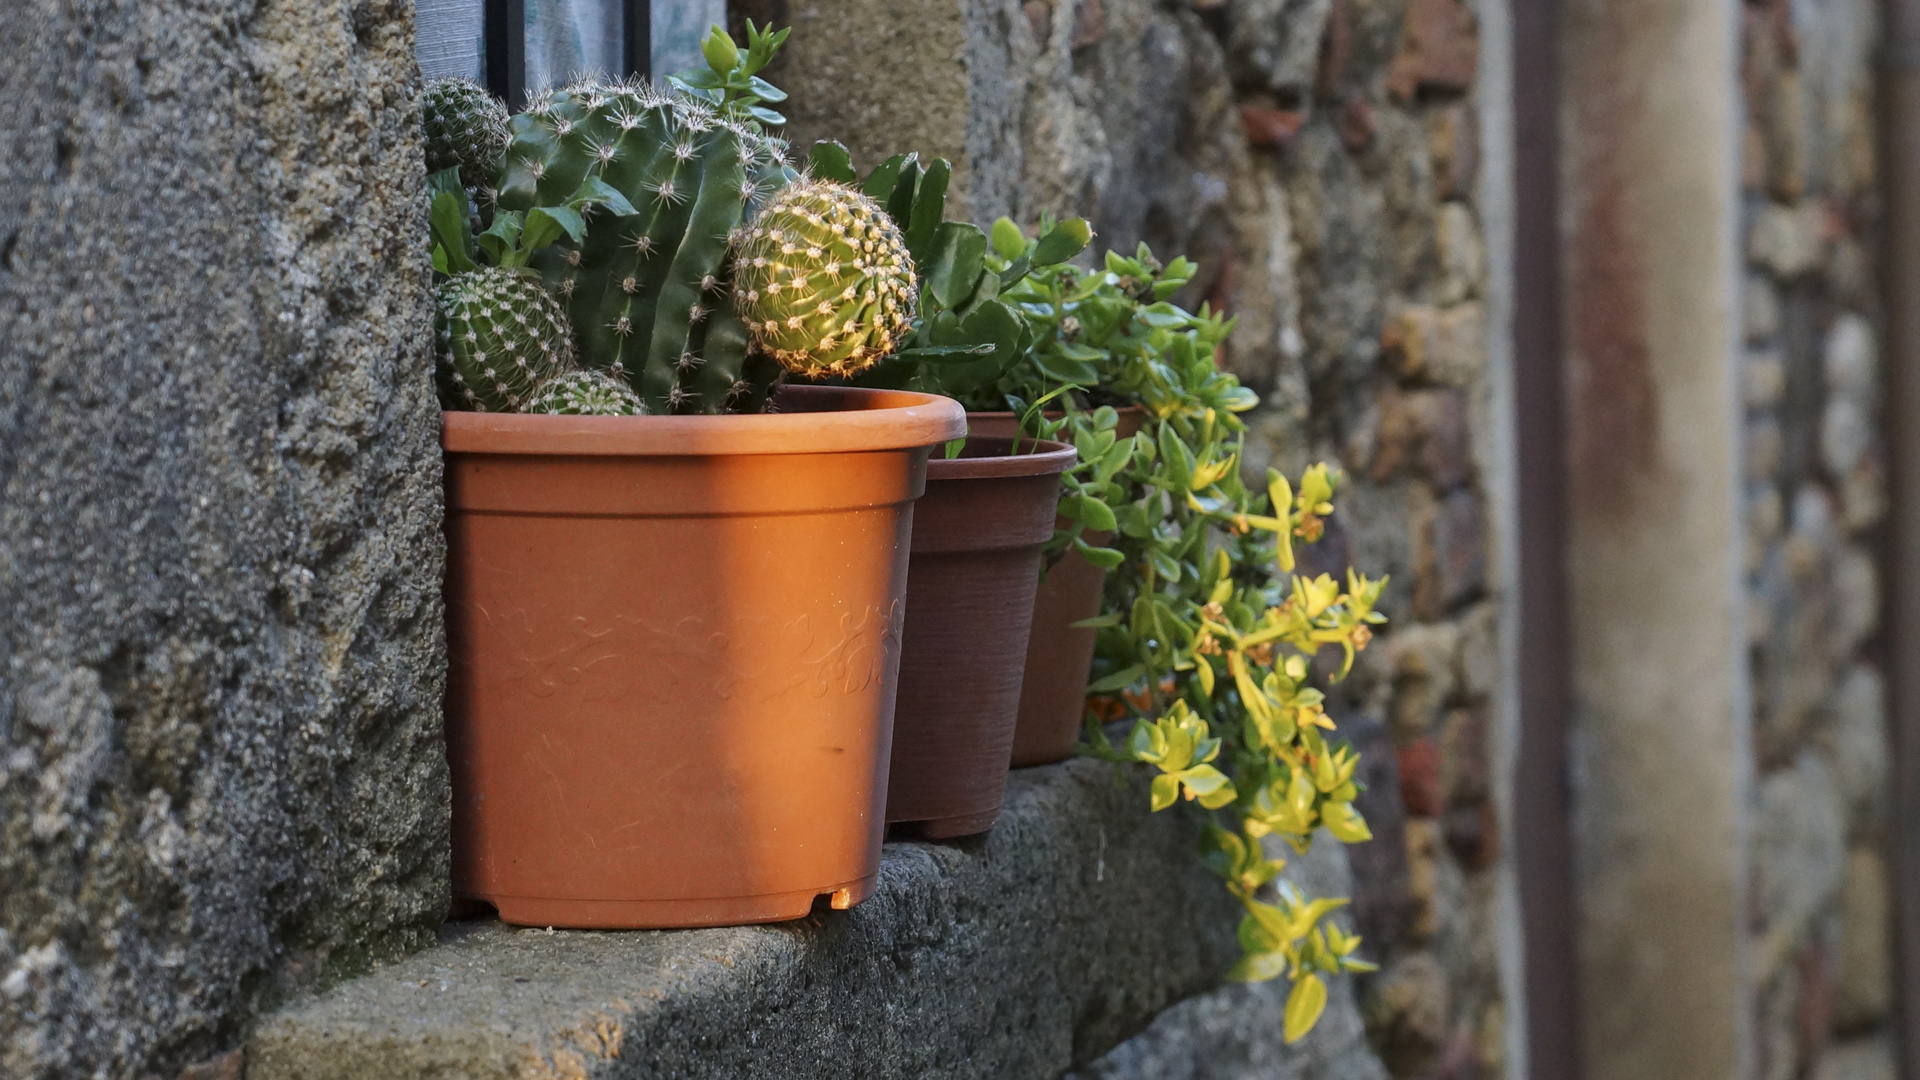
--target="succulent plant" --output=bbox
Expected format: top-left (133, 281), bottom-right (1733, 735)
top-left (434, 265), bottom-right (578, 412)
top-left (424, 77), bottom-right (510, 197)
top-left (494, 23), bottom-right (799, 414)
top-left (522, 369), bottom-right (647, 415)
top-left (732, 179), bottom-right (917, 377)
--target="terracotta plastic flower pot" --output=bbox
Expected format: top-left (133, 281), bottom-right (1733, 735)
top-left (886, 436), bottom-right (1078, 838)
top-left (966, 408), bottom-right (1147, 767)
top-left (442, 384), bottom-right (965, 929)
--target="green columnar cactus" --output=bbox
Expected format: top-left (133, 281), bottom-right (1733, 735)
top-left (522, 369), bottom-right (647, 415)
top-left (434, 265), bottom-right (578, 412)
top-left (424, 78), bottom-right (510, 196)
top-left (493, 25), bottom-right (798, 414)
top-left (732, 179), bottom-right (917, 377)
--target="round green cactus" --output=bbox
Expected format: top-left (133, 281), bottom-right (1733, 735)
top-left (731, 178), bottom-right (917, 377)
top-left (434, 266), bottom-right (577, 412)
top-left (424, 77), bottom-right (510, 195)
top-left (522, 369), bottom-right (647, 415)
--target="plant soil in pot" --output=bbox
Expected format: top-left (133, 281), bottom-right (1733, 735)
top-left (886, 435), bottom-right (1078, 838)
top-left (966, 408), bottom-right (1148, 766)
top-left (443, 384), bottom-right (965, 929)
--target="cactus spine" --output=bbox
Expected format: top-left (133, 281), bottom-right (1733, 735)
top-left (424, 78), bottom-right (510, 197)
top-left (434, 266), bottom-right (578, 412)
top-left (731, 179), bottom-right (917, 377)
top-left (497, 81), bottom-right (796, 414)
top-left (522, 369), bottom-right (647, 415)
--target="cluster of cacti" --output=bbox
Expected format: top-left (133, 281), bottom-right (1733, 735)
top-left (422, 22), bottom-right (932, 420)
top-left (424, 78), bottom-right (510, 197)
top-left (495, 80), bottom-right (796, 413)
top-left (732, 179), bottom-right (916, 377)
top-left (434, 265), bottom-right (577, 412)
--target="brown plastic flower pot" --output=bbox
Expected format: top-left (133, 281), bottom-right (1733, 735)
top-left (886, 436), bottom-right (1078, 838)
top-left (966, 408), bottom-right (1147, 766)
top-left (442, 384), bottom-right (965, 929)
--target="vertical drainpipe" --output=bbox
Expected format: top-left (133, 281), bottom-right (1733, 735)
top-left (1884, 2), bottom-right (1920, 1077)
top-left (1509, 1), bottom-right (1582, 1078)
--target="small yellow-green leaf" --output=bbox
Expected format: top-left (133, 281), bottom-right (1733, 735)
top-left (1228, 949), bottom-right (1291, 984)
top-left (1181, 765), bottom-right (1233, 799)
top-left (1149, 773), bottom-right (1180, 812)
top-left (1285, 896), bottom-right (1349, 942)
top-left (1195, 656), bottom-right (1216, 696)
top-left (1321, 801), bottom-right (1373, 843)
top-left (1313, 750), bottom-right (1341, 792)
top-left (990, 217), bottom-right (1027, 259)
top-left (1283, 974), bottom-right (1328, 1043)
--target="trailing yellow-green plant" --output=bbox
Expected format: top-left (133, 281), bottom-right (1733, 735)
top-left (747, 133), bottom-right (1384, 1042)
top-left (994, 242), bottom-right (1388, 1042)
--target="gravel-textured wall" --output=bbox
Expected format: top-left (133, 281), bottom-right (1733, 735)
top-left (1738, 2), bottom-right (1896, 1078)
top-left (759, 0), bottom-right (1508, 1075)
top-left (0, 2), bottom-right (446, 1078)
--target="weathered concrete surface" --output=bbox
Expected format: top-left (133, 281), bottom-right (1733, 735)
top-left (1562, 1), bottom-right (1748, 1079)
top-left (248, 760), bottom-right (1384, 1080)
top-left (0, 2), bottom-right (446, 1078)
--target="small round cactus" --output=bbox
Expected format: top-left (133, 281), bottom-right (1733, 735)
top-left (424, 77), bottom-right (509, 194)
top-left (731, 179), bottom-right (917, 377)
top-left (435, 266), bottom-right (578, 412)
top-left (522, 369), bottom-right (648, 416)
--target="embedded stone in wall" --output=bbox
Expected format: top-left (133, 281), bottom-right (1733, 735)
top-left (1749, 201), bottom-right (1827, 278)
top-left (1385, 0), bottom-right (1479, 101)
top-left (1368, 386), bottom-right (1471, 489)
top-left (1223, 0), bottom-right (1336, 99)
top-left (1817, 665), bottom-right (1890, 839)
top-left (1413, 490), bottom-right (1486, 620)
top-left (1831, 847), bottom-right (1893, 1033)
top-left (1746, 275), bottom-right (1784, 340)
top-left (1752, 754), bottom-right (1846, 974)
top-left (1383, 623), bottom-right (1462, 741)
top-left (1381, 302), bottom-right (1489, 388)
top-left (1434, 203), bottom-right (1485, 306)
top-left (1815, 1036), bottom-right (1898, 1080)
top-left (1746, 346), bottom-right (1788, 409)
top-left (1363, 951), bottom-right (1451, 1076)
top-left (1824, 314), bottom-right (1879, 406)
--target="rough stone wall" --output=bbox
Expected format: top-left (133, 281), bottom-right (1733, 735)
top-left (759, 0), bottom-right (1507, 1074)
top-left (0, 3), bottom-right (447, 1078)
top-left (1738, 2), bottom-right (1896, 1078)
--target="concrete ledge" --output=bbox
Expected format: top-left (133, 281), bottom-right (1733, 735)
top-left (249, 759), bottom-right (1253, 1079)
top-left (249, 758), bottom-right (1387, 1079)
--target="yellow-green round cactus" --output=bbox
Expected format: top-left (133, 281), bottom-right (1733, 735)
top-left (731, 179), bottom-right (916, 377)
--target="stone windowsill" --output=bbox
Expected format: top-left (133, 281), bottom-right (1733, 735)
top-left (247, 759), bottom-right (1380, 1080)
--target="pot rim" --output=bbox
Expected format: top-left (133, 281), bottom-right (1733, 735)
top-left (927, 437), bottom-right (1078, 481)
top-left (442, 384), bottom-right (965, 457)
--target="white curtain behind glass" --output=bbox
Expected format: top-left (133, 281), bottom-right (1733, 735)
top-left (418, 0), bottom-right (485, 81)
top-left (651, 0), bottom-right (725, 80)
top-left (525, 0), bottom-right (624, 91)
top-left (412, 0), bottom-right (732, 93)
